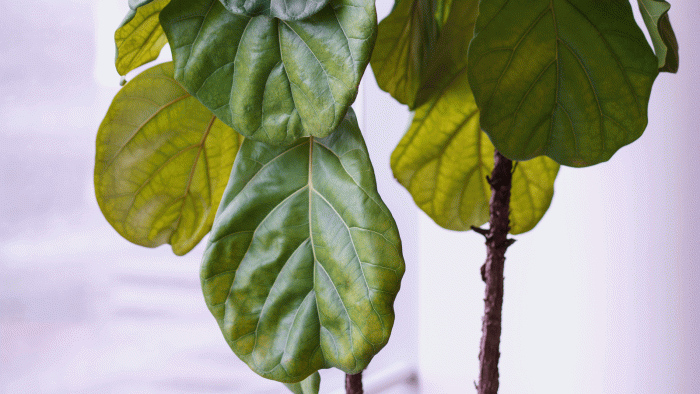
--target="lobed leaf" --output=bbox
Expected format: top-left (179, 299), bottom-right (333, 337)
top-left (219, 0), bottom-right (331, 20)
top-left (95, 62), bottom-right (242, 256)
top-left (370, 0), bottom-right (439, 108)
top-left (391, 69), bottom-right (559, 234)
top-left (160, 0), bottom-right (377, 146)
top-left (115, 0), bottom-right (171, 76)
top-left (201, 109), bottom-right (405, 382)
top-left (468, 0), bottom-right (659, 167)
top-left (637, 0), bottom-right (678, 73)
top-left (284, 372), bottom-right (321, 394)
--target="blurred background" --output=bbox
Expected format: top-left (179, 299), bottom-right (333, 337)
top-left (0, 0), bottom-right (698, 393)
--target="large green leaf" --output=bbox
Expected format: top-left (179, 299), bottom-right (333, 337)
top-left (284, 372), bottom-right (321, 394)
top-left (391, 69), bottom-right (559, 234)
top-left (160, 0), bottom-right (376, 146)
top-left (219, 0), bottom-right (331, 20)
top-left (370, 0), bottom-right (439, 108)
top-left (201, 109), bottom-right (405, 382)
top-left (95, 62), bottom-right (242, 256)
top-left (468, 0), bottom-right (659, 167)
top-left (115, 0), bottom-right (171, 76)
top-left (637, 0), bottom-right (678, 73)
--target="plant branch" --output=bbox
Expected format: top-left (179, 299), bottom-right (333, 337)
top-left (346, 372), bottom-right (363, 394)
top-left (476, 150), bottom-right (515, 394)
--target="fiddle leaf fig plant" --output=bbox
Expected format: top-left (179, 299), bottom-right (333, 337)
top-left (95, 0), bottom-right (678, 392)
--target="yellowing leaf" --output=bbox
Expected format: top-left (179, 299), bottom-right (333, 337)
top-left (391, 69), bottom-right (559, 234)
top-left (370, 0), bottom-right (439, 108)
top-left (95, 62), bottom-right (242, 255)
top-left (115, 0), bottom-right (171, 76)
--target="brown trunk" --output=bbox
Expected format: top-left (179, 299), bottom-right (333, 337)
top-left (475, 150), bottom-right (514, 394)
top-left (346, 372), bottom-right (363, 394)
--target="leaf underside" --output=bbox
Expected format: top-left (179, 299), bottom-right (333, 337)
top-left (115, 0), bottom-right (171, 76)
top-left (220, 0), bottom-right (331, 20)
top-left (160, 0), bottom-right (377, 146)
top-left (370, 0), bottom-right (439, 109)
top-left (201, 109), bottom-right (405, 383)
top-left (284, 372), bottom-right (321, 394)
top-left (637, 0), bottom-right (679, 73)
top-left (468, 0), bottom-right (659, 167)
top-left (95, 62), bottom-right (242, 256)
top-left (391, 69), bottom-right (559, 234)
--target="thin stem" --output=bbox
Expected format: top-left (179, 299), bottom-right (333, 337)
top-left (346, 372), bottom-right (363, 394)
top-left (476, 150), bottom-right (515, 394)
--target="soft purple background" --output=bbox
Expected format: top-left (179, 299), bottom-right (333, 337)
top-left (1, 0), bottom-right (698, 393)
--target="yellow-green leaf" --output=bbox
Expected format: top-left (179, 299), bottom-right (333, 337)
top-left (391, 69), bottom-right (559, 234)
top-left (95, 62), bottom-right (242, 255)
top-left (115, 0), bottom-right (171, 76)
top-left (370, 0), bottom-right (439, 108)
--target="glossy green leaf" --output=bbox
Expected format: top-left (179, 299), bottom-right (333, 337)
top-left (115, 0), bottom-right (171, 76)
top-left (468, 0), bottom-right (659, 167)
top-left (435, 0), bottom-right (453, 29)
top-left (370, 0), bottom-right (439, 108)
top-left (201, 109), bottom-right (405, 382)
top-left (284, 372), bottom-right (321, 394)
top-left (160, 0), bottom-right (376, 146)
top-left (219, 0), bottom-right (331, 20)
top-left (637, 0), bottom-right (678, 73)
top-left (391, 68), bottom-right (559, 234)
top-left (95, 62), bottom-right (242, 256)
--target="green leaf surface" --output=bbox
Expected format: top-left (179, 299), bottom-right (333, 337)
top-left (391, 68), bottom-right (559, 234)
top-left (219, 0), bottom-right (331, 20)
top-left (468, 0), bottom-right (659, 167)
top-left (160, 0), bottom-right (376, 146)
top-left (95, 62), bottom-right (242, 256)
top-left (284, 372), bottom-right (321, 394)
top-left (435, 0), bottom-right (453, 29)
top-left (370, 0), bottom-right (439, 108)
top-left (115, 0), bottom-right (171, 76)
top-left (201, 109), bottom-right (405, 382)
top-left (413, 0), bottom-right (478, 107)
top-left (637, 0), bottom-right (678, 72)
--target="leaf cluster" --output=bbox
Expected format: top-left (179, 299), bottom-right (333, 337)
top-left (95, 0), bottom-right (678, 391)
top-left (372, 0), bottom-right (677, 232)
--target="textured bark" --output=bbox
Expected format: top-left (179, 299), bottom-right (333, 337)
top-left (346, 372), bottom-right (363, 394)
top-left (476, 150), bottom-right (514, 394)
